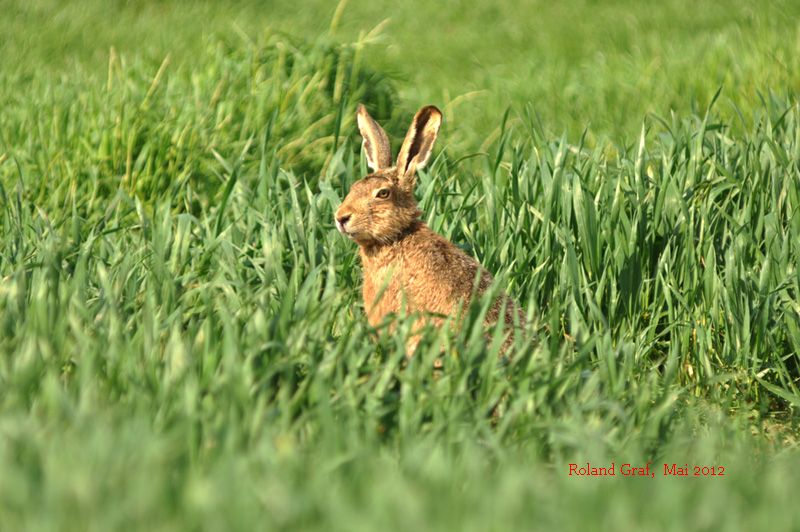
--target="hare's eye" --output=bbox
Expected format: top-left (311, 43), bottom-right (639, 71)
top-left (375, 188), bottom-right (391, 199)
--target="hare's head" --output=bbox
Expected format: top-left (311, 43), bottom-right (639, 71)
top-left (335, 104), bottom-right (442, 246)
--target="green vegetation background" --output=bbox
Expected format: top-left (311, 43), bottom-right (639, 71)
top-left (1, 0), bottom-right (800, 530)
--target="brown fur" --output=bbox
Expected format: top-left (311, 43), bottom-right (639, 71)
top-left (336, 104), bottom-right (524, 355)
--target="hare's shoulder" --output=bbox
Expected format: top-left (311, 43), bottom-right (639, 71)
top-left (401, 226), bottom-right (489, 287)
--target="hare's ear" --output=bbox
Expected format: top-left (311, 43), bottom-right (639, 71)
top-left (356, 104), bottom-right (392, 171)
top-left (395, 105), bottom-right (442, 187)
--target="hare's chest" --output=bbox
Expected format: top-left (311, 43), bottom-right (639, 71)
top-left (361, 263), bottom-right (405, 327)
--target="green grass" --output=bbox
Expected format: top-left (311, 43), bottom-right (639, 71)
top-left (1, 1), bottom-right (800, 530)
top-left (6, 0), bottom-right (800, 143)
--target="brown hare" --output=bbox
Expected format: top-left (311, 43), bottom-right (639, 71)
top-left (335, 104), bottom-right (524, 356)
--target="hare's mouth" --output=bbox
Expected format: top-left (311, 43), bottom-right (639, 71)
top-left (336, 221), bottom-right (356, 239)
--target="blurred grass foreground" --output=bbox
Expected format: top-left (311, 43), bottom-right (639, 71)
top-left (1, 0), bottom-right (800, 530)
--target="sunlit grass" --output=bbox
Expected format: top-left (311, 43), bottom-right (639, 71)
top-left (1, 1), bottom-right (799, 530)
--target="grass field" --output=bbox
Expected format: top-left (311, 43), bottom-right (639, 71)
top-left (1, 0), bottom-right (800, 530)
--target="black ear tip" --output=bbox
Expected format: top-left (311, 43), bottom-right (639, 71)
top-left (416, 105), bottom-right (442, 124)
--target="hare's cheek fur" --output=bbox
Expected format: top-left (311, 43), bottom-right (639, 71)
top-left (369, 205), bottom-right (405, 238)
top-left (336, 184), bottom-right (419, 244)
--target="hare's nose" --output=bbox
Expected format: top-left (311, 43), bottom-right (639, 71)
top-left (336, 213), bottom-right (351, 227)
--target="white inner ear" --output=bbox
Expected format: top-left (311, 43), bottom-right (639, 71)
top-left (402, 159), bottom-right (418, 178)
top-left (362, 139), bottom-right (378, 171)
top-left (404, 150), bottom-right (431, 177)
top-left (412, 154), bottom-right (428, 171)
